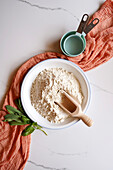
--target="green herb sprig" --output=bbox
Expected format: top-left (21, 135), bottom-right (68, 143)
top-left (3, 98), bottom-right (47, 136)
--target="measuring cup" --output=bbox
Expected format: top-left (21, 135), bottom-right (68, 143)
top-left (60, 14), bottom-right (99, 57)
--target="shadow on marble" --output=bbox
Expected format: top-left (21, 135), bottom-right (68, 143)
top-left (45, 38), bottom-right (62, 54)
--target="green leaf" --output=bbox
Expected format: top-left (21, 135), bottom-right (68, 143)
top-left (4, 100), bottom-right (47, 136)
top-left (32, 122), bottom-right (47, 136)
top-left (39, 128), bottom-right (48, 136)
top-left (4, 114), bottom-right (22, 123)
top-left (3, 119), bottom-right (12, 122)
top-left (21, 116), bottom-right (31, 124)
top-left (4, 114), bottom-right (20, 119)
top-left (9, 121), bottom-right (28, 125)
top-left (34, 123), bottom-right (42, 129)
top-left (5, 105), bottom-right (23, 115)
top-left (21, 123), bottom-right (35, 136)
top-left (15, 98), bottom-right (25, 113)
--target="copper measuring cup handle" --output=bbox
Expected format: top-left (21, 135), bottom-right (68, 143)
top-left (84, 18), bottom-right (99, 34)
top-left (77, 14), bottom-right (89, 34)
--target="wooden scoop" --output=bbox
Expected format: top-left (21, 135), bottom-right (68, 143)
top-left (54, 90), bottom-right (93, 127)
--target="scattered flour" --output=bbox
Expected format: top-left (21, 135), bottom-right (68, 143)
top-left (30, 68), bottom-right (83, 123)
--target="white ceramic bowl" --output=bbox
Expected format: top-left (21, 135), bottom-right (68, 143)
top-left (21, 58), bottom-right (91, 130)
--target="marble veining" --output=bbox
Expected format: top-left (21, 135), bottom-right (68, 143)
top-left (48, 149), bottom-right (87, 157)
top-left (28, 160), bottom-right (69, 170)
top-left (91, 82), bottom-right (113, 95)
top-left (18, 0), bottom-right (79, 21)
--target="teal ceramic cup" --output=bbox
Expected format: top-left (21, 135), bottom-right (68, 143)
top-left (60, 15), bottom-right (99, 57)
top-left (60, 31), bottom-right (86, 57)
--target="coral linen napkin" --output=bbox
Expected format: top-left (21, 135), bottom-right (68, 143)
top-left (0, 0), bottom-right (113, 169)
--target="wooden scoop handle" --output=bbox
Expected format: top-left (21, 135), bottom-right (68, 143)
top-left (79, 114), bottom-right (93, 127)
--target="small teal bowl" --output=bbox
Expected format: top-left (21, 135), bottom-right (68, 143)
top-left (60, 31), bottom-right (86, 57)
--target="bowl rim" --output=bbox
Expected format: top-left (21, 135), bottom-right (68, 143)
top-left (21, 58), bottom-right (91, 130)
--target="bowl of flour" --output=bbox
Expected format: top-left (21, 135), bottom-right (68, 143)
top-left (21, 59), bottom-right (91, 129)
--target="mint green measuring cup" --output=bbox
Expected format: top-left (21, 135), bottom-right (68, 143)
top-left (60, 14), bottom-right (99, 57)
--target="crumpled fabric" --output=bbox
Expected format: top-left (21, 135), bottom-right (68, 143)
top-left (0, 0), bottom-right (113, 169)
top-left (67, 0), bottom-right (113, 71)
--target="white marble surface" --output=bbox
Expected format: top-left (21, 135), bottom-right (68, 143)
top-left (1, 0), bottom-right (113, 170)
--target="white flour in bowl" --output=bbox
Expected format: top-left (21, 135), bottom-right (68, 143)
top-left (30, 68), bottom-right (83, 123)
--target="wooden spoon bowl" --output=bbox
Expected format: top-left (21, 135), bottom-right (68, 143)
top-left (55, 90), bottom-right (93, 127)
